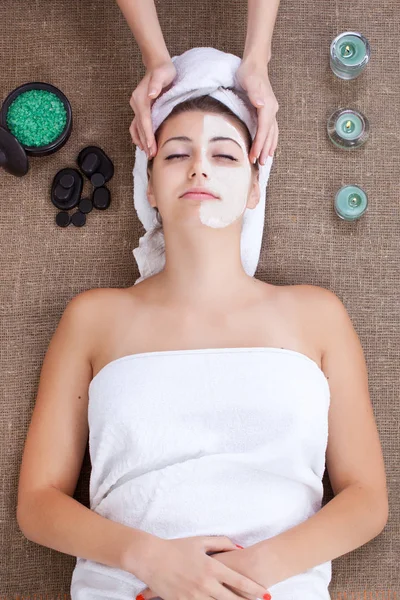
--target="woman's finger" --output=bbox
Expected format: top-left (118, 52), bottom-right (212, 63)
top-left (223, 583), bottom-right (253, 600)
top-left (129, 120), bottom-right (141, 149)
top-left (129, 120), bottom-right (142, 150)
top-left (131, 119), bottom-right (146, 153)
top-left (129, 95), bottom-right (147, 147)
top-left (136, 119), bottom-right (149, 154)
top-left (250, 107), bottom-right (275, 163)
top-left (267, 119), bottom-right (279, 157)
top-left (140, 109), bottom-right (155, 152)
top-left (259, 120), bottom-right (276, 164)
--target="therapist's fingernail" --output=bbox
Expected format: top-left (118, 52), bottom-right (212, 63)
top-left (263, 594), bottom-right (272, 600)
top-left (235, 544), bottom-right (244, 548)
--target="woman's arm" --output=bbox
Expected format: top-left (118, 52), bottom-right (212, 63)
top-left (115, 0), bottom-right (171, 68)
top-left (239, 287), bottom-right (389, 588)
top-left (17, 486), bottom-right (157, 575)
top-left (16, 290), bottom-right (158, 577)
top-left (243, 0), bottom-right (281, 64)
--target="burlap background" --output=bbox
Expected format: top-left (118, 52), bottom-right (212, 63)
top-left (1, 0), bottom-right (398, 597)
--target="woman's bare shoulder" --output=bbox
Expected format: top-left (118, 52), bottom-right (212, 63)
top-left (285, 284), bottom-right (353, 349)
top-left (69, 286), bottom-right (136, 342)
top-left (275, 284), bottom-right (341, 353)
top-left (74, 286), bottom-right (137, 310)
top-left (280, 283), bottom-right (338, 307)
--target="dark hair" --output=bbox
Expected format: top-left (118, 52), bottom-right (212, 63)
top-left (147, 93), bottom-right (259, 175)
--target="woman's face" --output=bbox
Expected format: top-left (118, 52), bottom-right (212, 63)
top-left (147, 110), bottom-right (260, 229)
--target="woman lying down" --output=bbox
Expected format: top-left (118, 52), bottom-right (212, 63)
top-left (17, 47), bottom-right (388, 600)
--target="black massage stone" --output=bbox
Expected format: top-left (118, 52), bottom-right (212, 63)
top-left (51, 167), bottom-right (83, 211)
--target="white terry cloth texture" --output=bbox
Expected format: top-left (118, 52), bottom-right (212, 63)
top-left (70, 347), bottom-right (332, 600)
top-left (132, 47), bottom-right (274, 285)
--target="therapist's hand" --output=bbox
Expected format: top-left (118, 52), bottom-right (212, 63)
top-left (129, 60), bottom-right (177, 158)
top-left (235, 59), bottom-right (279, 165)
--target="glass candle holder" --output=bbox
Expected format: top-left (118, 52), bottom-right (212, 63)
top-left (334, 185), bottom-right (368, 221)
top-left (330, 31), bottom-right (370, 80)
top-left (327, 107), bottom-right (370, 149)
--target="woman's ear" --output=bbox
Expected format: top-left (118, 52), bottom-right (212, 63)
top-left (146, 178), bottom-right (156, 208)
top-left (247, 172), bottom-right (260, 209)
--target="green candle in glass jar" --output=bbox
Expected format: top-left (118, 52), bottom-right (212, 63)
top-left (334, 185), bottom-right (368, 221)
top-left (335, 112), bottom-right (363, 140)
top-left (330, 31), bottom-right (370, 80)
top-left (327, 108), bottom-right (370, 149)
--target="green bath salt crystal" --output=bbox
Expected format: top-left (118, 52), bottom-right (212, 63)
top-left (6, 89), bottom-right (67, 147)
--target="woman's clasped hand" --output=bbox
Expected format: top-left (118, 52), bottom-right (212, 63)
top-left (126, 535), bottom-right (272, 600)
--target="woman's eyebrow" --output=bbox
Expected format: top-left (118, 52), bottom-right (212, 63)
top-left (161, 136), bottom-right (243, 151)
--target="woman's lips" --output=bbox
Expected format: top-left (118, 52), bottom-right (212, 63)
top-left (182, 192), bottom-right (219, 200)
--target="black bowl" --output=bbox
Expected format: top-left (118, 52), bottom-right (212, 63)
top-left (0, 82), bottom-right (72, 157)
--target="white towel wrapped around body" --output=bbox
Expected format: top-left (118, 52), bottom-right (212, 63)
top-left (70, 347), bottom-right (332, 599)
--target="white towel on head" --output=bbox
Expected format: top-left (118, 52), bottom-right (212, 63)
top-left (132, 47), bottom-right (274, 284)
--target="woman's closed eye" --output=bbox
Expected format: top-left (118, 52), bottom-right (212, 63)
top-left (165, 154), bottom-right (238, 162)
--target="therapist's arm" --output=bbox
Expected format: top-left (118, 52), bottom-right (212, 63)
top-left (243, 0), bottom-right (281, 64)
top-left (115, 0), bottom-right (171, 68)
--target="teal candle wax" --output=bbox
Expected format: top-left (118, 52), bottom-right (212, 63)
top-left (327, 108), bottom-right (369, 149)
top-left (6, 89), bottom-right (67, 147)
top-left (330, 31), bottom-right (370, 80)
top-left (334, 185), bottom-right (368, 221)
top-left (335, 112), bottom-right (363, 140)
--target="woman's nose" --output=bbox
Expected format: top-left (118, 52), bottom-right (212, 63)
top-left (189, 154), bottom-right (210, 177)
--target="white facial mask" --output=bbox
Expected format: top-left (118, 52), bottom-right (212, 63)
top-left (195, 115), bottom-right (252, 228)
